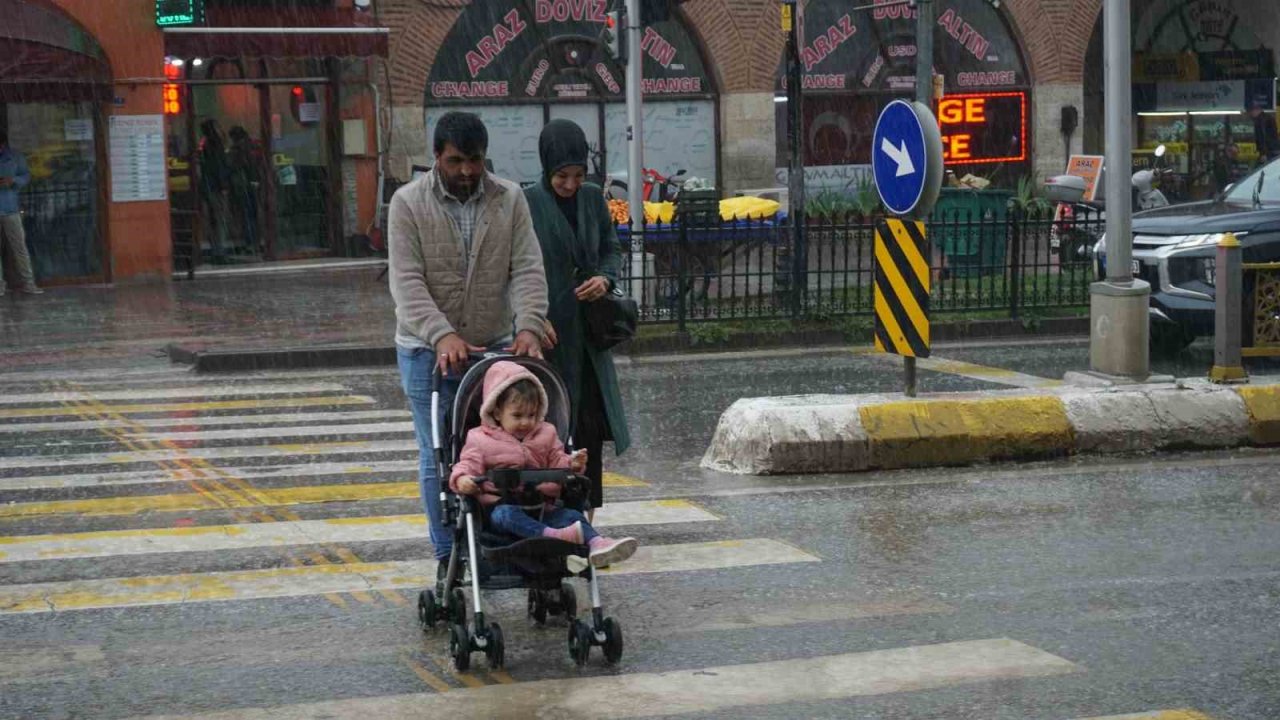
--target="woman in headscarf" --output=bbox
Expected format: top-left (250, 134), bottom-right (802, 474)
top-left (525, 119), bottom-right (631, 518)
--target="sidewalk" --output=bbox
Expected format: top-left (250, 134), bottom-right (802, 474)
top-left (0, 260), bottom-right (395, 373)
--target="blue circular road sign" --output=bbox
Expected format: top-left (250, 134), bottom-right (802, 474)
top-left (872, 100), bottom-right (942, 217)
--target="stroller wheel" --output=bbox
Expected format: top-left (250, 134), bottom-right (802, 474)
top-left (528, 589), bottom-right (547, 625)
top-left (568, 618), bottom-right (592, 666)
top-left (486, 622), bottom-right (505, 669)
top-left (417, 590), bottom-right (438, 631)
top-left (558, 582), bottom-right (578, 620)
top-left (449, 587), bottom-right (468, 626)
top-left (602, 617), bottom-right (624, 664)
top-left (449, 623), bottom-right (471, 672)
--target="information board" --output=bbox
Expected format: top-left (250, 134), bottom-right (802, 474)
top-left (109, 115), bottom-right (167, 203)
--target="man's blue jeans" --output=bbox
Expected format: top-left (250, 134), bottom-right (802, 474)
top-left (489, 505), bottom-right (598, 543)
top-left (398, 345), bottom-right (459, 561)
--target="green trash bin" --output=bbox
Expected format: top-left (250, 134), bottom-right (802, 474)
top-left (928, 188), bottom-right (1013, 277)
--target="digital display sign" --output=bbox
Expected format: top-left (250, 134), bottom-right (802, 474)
top-left (937, 91), bottom-right (1027, 165)
top-left (156, 0), bottom-right (203, 27)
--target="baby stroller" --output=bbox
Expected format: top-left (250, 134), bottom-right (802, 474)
top-left (416, 353), bottom-right (624, 670)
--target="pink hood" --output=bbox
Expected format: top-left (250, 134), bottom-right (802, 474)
top-left (479, 360), bottom-right (550, 428)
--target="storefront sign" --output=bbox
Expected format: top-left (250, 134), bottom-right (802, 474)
top-left (1156, 80), bottom-right (1244, 111)
top-left (774, 163), bottom-right (873, 192)
top-left (109, 115), bottom-right (166, 203)
top-left (155, 0), bottom-right (203, 27)
top-left (776, 0), bottom-right (1028, 95)
top-left (936, 92), bottom-right (1026, 165)
top-left (426, 0), bottom-right (712, 101)
top-left (1065, 155), bottom-right (1105, 202)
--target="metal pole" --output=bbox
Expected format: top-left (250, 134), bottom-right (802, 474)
top-left (626, 0), bottom-right (644, 249)
top-left (1103, 0), bottom-right (1132, 284)
top-left (1209, 233), bottom-right (1247, 383)
top-left (784, 0), bottom-right (805, 317)
top-left (902, 0), bottom-right (934, 397)
top-left (1090, 0), bottom-right (1151, 379)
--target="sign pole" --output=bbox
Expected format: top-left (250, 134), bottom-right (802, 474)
top-left (903, 0), bottom-right (934, 397)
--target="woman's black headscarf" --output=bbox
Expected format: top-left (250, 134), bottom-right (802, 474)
top-left (539, 119), bottom-right (590, 230)
top-left (539, 119), bottom-right (589, 185)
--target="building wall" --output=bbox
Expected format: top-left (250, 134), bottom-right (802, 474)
top-left (382, 0), bottom-right (1107, 192)
top-left (51, 0), bottom-right (171, 282)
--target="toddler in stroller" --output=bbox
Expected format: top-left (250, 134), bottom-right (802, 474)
top-left (417, 355), bottom-right (634, 671)
top-left (450, 360), bottom-right (638, 569)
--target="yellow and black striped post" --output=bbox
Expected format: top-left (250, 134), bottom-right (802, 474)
top-left (874, 219), bottom-right (931, 394)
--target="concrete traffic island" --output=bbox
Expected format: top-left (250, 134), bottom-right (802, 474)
top-left (701, 381), bottom-right (1280, 475)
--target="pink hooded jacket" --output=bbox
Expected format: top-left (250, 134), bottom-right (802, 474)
top-left (449, 361), bottom-right (573, 503)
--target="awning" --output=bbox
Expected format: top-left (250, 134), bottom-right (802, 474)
top-left (0, 0), bottom-right (111, 101)
top-left (163, 7), bottom-right (388, 59)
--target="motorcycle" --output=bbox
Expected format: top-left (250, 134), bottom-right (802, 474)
top-left (1044, 144), bottom-right (1171, 265)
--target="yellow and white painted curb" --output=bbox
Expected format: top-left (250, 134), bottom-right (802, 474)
top-left (702, 379), bottom-right (1280, 475)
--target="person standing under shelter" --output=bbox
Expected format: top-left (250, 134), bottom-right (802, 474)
top-left (0, 130), bottom-right (42, 296)
top-left (1249, 101), bottom-right (1280, 165)
top-left (388, 111), bottom-right (549, 591)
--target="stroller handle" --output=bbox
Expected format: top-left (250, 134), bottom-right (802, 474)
top-left (429, 351), bottom-right (509, 393)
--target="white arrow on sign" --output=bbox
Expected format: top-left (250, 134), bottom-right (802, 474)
top-left (880, 137), bottom-right (916, 177)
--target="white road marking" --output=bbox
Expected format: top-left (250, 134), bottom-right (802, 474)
top-left (0, 460), bottom-right (420, 491)
top-left (131, 639), bottom-right (1077, 719)
top-left (0, 383), bottom-right (350, 405)
top-left (0, 500), bottom-right (719, 563)
top-left (0, 410), bottom-right (411, 435)
top-left (129, 422), bottom-right (415, 442)
top-left (0, 538), bottom-right (811, 614)
top-left (0, 439), bottom-right (418, 471)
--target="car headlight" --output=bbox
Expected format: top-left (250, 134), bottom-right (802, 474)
top-left (1168, 253), bottom-right (1216, 288)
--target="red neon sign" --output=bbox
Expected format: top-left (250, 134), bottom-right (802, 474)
top-left (937, 91), bottom-right (1027, 165)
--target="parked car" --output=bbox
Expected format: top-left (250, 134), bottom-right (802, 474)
top-left (1093, 154), bottom-right (1280, 354)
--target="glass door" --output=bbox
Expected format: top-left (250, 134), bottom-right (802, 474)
top-left (6, 100), bottom-right (100, 282)
top-left (270, 83), bottom-right (331, 257)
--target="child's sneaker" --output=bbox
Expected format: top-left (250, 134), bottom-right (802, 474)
top-left (542, 521), bottom-right (584, 545)
top-left (588, 536), bottom-right (637, 567)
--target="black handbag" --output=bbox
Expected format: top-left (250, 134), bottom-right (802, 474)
top-left (583, 285), bottom-right (637, 351)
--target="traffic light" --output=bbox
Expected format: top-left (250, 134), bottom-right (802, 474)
top-left (602, 8), bottom-right (626, 63)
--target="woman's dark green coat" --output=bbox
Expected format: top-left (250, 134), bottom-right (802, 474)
top-left (524, 181), bottom-right (632, 455)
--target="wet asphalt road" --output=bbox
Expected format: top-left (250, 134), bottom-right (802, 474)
top-left (1, 343), bottom-right (1279, 719)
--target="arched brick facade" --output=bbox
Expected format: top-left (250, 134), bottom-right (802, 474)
top-left (1004, 0), bottom-right (1102, 84)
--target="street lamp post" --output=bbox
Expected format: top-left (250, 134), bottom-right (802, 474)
top-left (1090, 0), bottom-right (1151, 379)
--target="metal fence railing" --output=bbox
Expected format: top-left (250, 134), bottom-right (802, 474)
top-left (616, 206), bottom-right (1104, 328)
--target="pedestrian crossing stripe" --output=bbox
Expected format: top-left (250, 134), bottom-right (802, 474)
top-left (0, 439), bottom-right (418, 471)
top-left (0, 538), bottom-right (817, 614)
top-left (0, 460), bottom-right (421, 491)
top-left (0, 474), bottom-right (651, 518)
top-left (0, 410), bottom-right (411, 435)
top-left (128, 421), bottom-right (415, 443)
top-left (0, 500), bottom-right (718, 562)
top-left (873, 218), bottom-right (931, 358)
top-left (0, 395), bottom-right (374, 420)
top-left (121, 639), bottom-right (1075, 718)
top-left (0, 382), bottom-right (350, 406)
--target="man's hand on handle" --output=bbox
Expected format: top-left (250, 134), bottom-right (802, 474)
top-left (435, 333), bottom-right (484, 375)
top-left (507, 329), bottom-right (544, 359)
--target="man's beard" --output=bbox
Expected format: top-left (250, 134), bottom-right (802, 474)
top-left (444, 174), bottom-right (480, 199)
